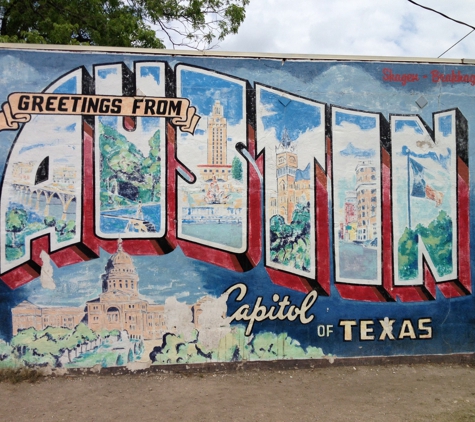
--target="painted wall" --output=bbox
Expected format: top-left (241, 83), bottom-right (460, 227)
top-left (0, 46), bottom-right (473, 370)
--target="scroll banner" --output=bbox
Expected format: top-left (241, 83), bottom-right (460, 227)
top-left (0, 93), bottom-right (201, 134)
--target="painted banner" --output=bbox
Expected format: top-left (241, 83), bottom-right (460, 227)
top-left (0, 46), bottom-right (473, 370)
top-left (0, 93), bottom-right (200, 133)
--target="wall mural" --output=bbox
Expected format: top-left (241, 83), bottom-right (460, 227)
top-left (0, 47), bottom-right (473, 370)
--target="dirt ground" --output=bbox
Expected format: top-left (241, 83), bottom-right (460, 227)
top-left (1, 363), bottom-right (475, 421)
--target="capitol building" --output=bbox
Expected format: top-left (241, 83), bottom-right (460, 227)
top-left (12, 240), bottom-right (204, 340)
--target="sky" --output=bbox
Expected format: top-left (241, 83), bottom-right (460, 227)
top-left (171, 0), bottom-right (475, 59)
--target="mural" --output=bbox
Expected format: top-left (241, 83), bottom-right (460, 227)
top-left (0, 47), bottom-right (473, 371)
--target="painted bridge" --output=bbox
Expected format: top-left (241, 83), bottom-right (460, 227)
top-left (11, 182), bottom-right (76, 220)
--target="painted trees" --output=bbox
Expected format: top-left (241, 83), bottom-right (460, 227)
top-left (269, 203), bottom-right (311, 272)
top-left (143, 129), bottom-right (161, 203)
top-left (231, 156), bottom-right (243, 181)
top-left (398, 211), bottom-right (453, 280)
top-left (5, 208), bottom-right (27, 248)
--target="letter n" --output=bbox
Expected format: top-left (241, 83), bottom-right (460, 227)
top-left (256, 84), bottom-right (330, 295)
top-left (390, 110), bottom-right (470, 300)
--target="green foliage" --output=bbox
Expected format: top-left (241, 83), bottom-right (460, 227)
top-left (44, 216), bottom-right (56, 227)
top-left (398, 210), bottom-right (453, 280)
top-left (55, 219), bottom-right (66, 234)
top-left (250, 332), bottom-right (309, 360)
top-left (269, 203), bottom-right (311, 272)
top-left (9, 324), bottom-right (100, 367)
top-left (151, 326), bottom-right (326, 365)
top-left (142, 130), bottom-right (162, 202)
top-left (6, 324), bottom-right (143, 369)
top-left (99, 328), bottom-right (120, 338)
top-left (5, 207), bottom-right (77, 261)
top-left (56, 220), bottom-right (77, 242)
top-left (5, 245), bottom-right (24, 261)
top-left (231, 156), bottom-right (243, 181)
top-left (116, 354), bottom-right (124, 366)
top-left (100, 123), bottom-right (162, 209)
top-left (0, 340), bottom-right (15, 368)
top-left (398, 227), bottom-right (418, 280)
top-left (67, 349), bottom-right (117, 368)
top-left (0, 0), bottom-right (249, 49)
top-left (65, 338), bottom-right (143, 369)
top-left (10, 326), bottom-right (68, 367)
top-left (72, 323), bottom-right (98, 343)
top-left (133, 340), bottom-right (144, 358)
top-left (5, 207), bottom-right (27, 247)
top-left (6, 323), bottom-right (326, 370)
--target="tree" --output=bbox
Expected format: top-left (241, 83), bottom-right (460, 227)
top-left (143, 129), bottom-right (162, 202)
top-left (398, 210), bottom-right (453, 280)
top-left (231, 156), bottom-right (243, 181)
top-left (116, 353), bottom-right (124, 366)
top-left (5, 207), bottom-right (28, 247)
top-left (0, 0), bottom-right (249, 49)
top-left (55, 219), bottom-right (67, 235)
top-left (269, 203), bottom-right (311, 272)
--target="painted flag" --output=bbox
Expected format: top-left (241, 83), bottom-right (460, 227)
top-left (409, 158), bottom-right (426, 197)
top-left (409, 158), bottom-right (443, 206)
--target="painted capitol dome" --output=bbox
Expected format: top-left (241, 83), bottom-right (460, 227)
top-left (101, 239), bottom-right (139, 296)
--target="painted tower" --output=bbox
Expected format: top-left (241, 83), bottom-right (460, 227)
top-left (276, 129), bottom-right (298, 224)
top-left (207, 100), bottom-right (228, 166)
top-left (198, 100), bottom-right (232, 182)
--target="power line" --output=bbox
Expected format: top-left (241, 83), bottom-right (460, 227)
top-left (408, 0), bottom-right (475, 30)
top-left (438, 29), bottom-right (475, 58)
top-left (408, 0), bottom-right (475, 57)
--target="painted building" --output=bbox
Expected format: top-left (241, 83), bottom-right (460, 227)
top-left (198, 100), bottom-right (232, 182)
top-left (11, 161), bottom-right (35, 184)
top-left (12, 240), bottom-right (205, 342)
top-left (355, 161), bottom-right (378, 242)
top-left (275, 130), bottom-right (311, 224)
top-left (12, 301), bottom-right (85, 334)
top-left (52, 165), bottom-right (77, 187)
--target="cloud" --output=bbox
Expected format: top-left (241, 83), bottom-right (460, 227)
top-left (340, 142), bottom-right (375, 158)
top-left (395, 120), bottom-right (424, 134)
top-left (217, 0), bottom-right (475, 59)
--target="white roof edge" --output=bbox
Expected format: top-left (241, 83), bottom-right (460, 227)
top-left (0, 43), bottom-right (471, 64)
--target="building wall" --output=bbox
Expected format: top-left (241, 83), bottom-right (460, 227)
top-left (0, 46), bottom-right (473, 370)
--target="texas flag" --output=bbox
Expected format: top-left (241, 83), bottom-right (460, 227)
top-left (409, 158), bottom-right (444, 206)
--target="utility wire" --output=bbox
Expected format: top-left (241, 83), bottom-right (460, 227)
top-left (438, 29), bottom-right (475, 58)
top-left (408, 0), bottom-right (475, 30)
top-left (408, 0), bottom-right (475, 57)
